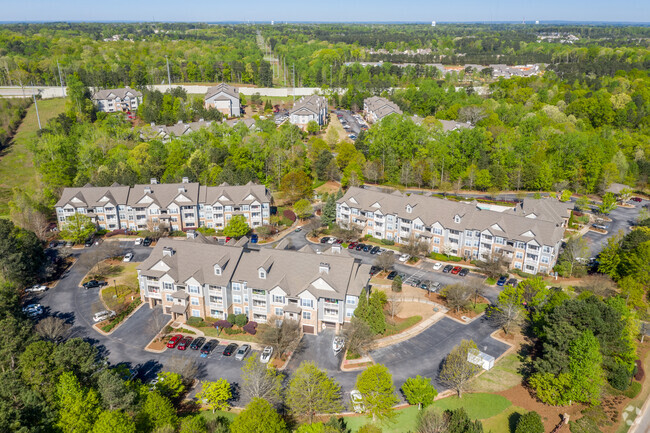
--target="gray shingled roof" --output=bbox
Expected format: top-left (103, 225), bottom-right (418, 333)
top-left (289, 95), bottom-right (328, 116)
top-left (199, 181), bottom-right (272, 206)
top-left (364, 96), bottom-right (402, 119)
top-left (338, 187), bottom-right (564, 247)
top-left (55, 184), bottom-right (131, 208)
top-left (92, 87), bottom-right (142, 100)
top-left (127, 182), bottom-right (200, 208)
top-left (205, 83), bottom-right (239, 100)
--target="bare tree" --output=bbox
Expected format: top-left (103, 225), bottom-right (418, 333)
top-left (342, 317), bottom-right (375, 356)
top-left (458, 106), bottom-right (486, 125)
top-left (400, 235), bottom-right (429, 259)
top-left (168, 355), bottom-right (200, 386)
top-left (559, 236), bottom-right (588, 277)
top-left (387, 292), bottom-right (403, 320)
top-left (416, 407), bottom-right (449, 433)
top-left (488, 295), bottom-right (525, 335)
top-left (241, 357), bottom-right (284, 405)
top-left (475, 253), bottom-right (508, 279)
top-left (330, 225), bottom-right (361, 243)
top-left (147, 307), bottom-right (170, 336)
top-left (374, 251), bottom-right (395, 273)
top-left (469, 283), bottom-right (486, 308)
top-left (259, 317), bottom-right (301, 360)
top-left (35, 317), bottom-right (71, 342)
top-left (440, 284), bottom-right (472, 313)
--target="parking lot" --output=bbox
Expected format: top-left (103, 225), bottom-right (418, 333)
top-left (335, 109), bottom-right (367, 139)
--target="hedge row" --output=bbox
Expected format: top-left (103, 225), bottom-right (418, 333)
top-left (101, 299), bottom-right (142, 332)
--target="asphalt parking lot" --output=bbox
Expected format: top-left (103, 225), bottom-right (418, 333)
top-left (583, 199), bottom-right (646, 257)
top-left (335, 109), bottom-right (365, 136)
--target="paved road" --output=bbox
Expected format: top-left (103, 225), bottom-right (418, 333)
top-left (583, 200), bottom-right (646, 257)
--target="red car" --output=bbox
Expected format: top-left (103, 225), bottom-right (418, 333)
top-left (177, 336), bottom-right (193, 350)
top-left (451, 266), bottom-right (462, 275)
top-left (167, 334), bottom-right (183, 348)
top-left (631, 197), bottom-right (643, 203)
top-left (225, 237), bottom-right (232, 242)
top-left (348, 242), bottom-right (358, 249)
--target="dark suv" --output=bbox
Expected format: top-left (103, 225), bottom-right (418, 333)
top-left (442, 265), bottom-right (453, 273)
top-left (83, 280), bottom-right (107, 289)
top-left (143, 237), bottom-right (152, 246)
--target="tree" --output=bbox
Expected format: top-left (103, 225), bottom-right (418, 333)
top-left (488, 285), bottom-right (526, 334)
top-left (514, 411), bottom-right (544, 433)
top-left (154, 371), bottom-right (186, 401)
top-left (354, 290), bottom-right (386, 335)
top-left (440, 284), bottom-right (472, 313)
top-left (307, 120), bottom-right (320, 135)
top-left (259, 318), bottom-right (301, 360)
top-left (475, 253), bottom-right (508, 280)
top-left (294, 199), bottom-right (314, 219)
top-left (35, 316), bottom-right (71, 342)
top-left (241, 356), bottom-right (283, 406)
top-left (135, 391), bottom-right (177, 432)
top-left (179, 416), bottom-right (208, 433)
top-left (0, 219), bottom-right (45, 285)
top-left (286, 361), bottom-right (344, 423)
top-left (391, 275), bottom-right (402, 293)
top-left (557, 236), bottom-right (588, 277)
top-left (559, 190), bottom-right (573, 202)
top-left (96, 369), bottom-right (136, 411)
top-left (56, 372), bottom-right (101, 433)
top-left (416, 407), bottom-right (448, 433)
top-left (566, 330), bottom-right (604, 405)
top-left (60, 213), bottom-right (96, 244)
top-left (599, 192), bottom-right (618, 214)
top-left (92, 411), bottom-right (136, 433)
top-left (343, 317), bottom-right (375, 357)
top-left (197, 379), bottom-right (232, 413)
top-left (575, 196), bottom-right (590, 211)
top-left (321, 194), bottom-right (337, 226)
top-left (400, 235), bottom-right (428, 259)
top-left (444, 408), bottom-right (484, 433)
top-left (223, 215), bottom-right (250, 238)
top-left (439, 340), bottom-right (480, 398)
top-left (167, 355), bottom-right (200, 387)
top-left (230, 398), bottom-right (287, 433)
top-left (519, 277), bottom-right (550, 310)
top-left (355, 364), bottom-right (398, 422)
top-left (618, 187), bottom-right (634, 203)
top-left (374, 252), bottom-right (395, 273)
top-left (402, 376), bottom-right (438, 410)
top-left (53, 338), bottom-right (100, 384)
top-left (619, 276), bottom-right (646, 310)
top-left (387, 292), bottom-right (403, 319)
top-left (281, 171), bottom-right (313, 203)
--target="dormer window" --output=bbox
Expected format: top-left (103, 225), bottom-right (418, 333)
top-left (259, 269), bottom-right (266, 279)
top-left (406, 205), bottom-right (412, 213)
top-left (454, 215), bottom-right (461, 224)
top-left (214, 265), bottom-right (222, 276)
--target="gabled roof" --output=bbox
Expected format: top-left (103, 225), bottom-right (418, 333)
top-left (55, 184), bottom-right (130, 208)
top-left (127, 182), bottom-right (200, 209)
top-left (506, 198), bottom-right (572, 225)
top-left (364, 96), bottom-right (402, 119)
top-left (92, 87), bottom-right (142, 101)
top-left (199, 181), bottom-right (272, 206)
top-left (289, 95), bottom-right (328, 116)
top-left (204, 83), bottom-right (239, 100)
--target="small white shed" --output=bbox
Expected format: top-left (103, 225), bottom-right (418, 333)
top-left (467, 349), bottom-right (495, 370)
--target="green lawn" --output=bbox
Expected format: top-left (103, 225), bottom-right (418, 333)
top-left (0, 98), bottom-right (66, 216)
top-left (343, 405), bottom-right (420, 433)
top-left (481, 405), bottom-right (526, 433)
top-left (433, 393), bottom-right (512, 420)
top-left (198, 409), bottom-right (238, 423)
top-left (470, 354), bottom-right (524, 393)
top-left (382, 315), bottom-right (422, 337)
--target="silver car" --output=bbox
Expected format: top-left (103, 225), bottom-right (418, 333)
top-left (235, 344), bottom-right (251, 361)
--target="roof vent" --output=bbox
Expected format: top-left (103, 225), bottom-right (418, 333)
top-left (162, 247), bottom-right (175, 257)
top-left (144, 186), bottom-right (152, 193)
top-left (319, 262), bottom-right (330, 274)
top-left (182, 177), bottom-right (189, 184)
top-left (150, 178), bottom-right (158, 184)
top-left (178, 186), bottom-right (186, 193)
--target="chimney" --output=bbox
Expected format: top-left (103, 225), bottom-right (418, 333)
top-left (182, 177), bottom-right (189, 184)
top-left (186, 230), bottom-right (197, 239)
top-left (162, 247), bottom-right (175, 257)
top-left (319, 262), bottom-right (330, 274)
top-left (150, 178), bottom-right (158, 184)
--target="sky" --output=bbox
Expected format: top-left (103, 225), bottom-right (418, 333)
top-left (2, 0), bottom-right (649, 23)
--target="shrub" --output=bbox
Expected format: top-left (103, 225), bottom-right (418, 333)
top-left (380, 239), bottom-right (395, 246)
top-left (234, 314), bottom-right (248, 327)
top-left (196, 227), bottom-right (217, 235)
top-left (101, 299), bottom-right (142, 332)
top-left (624, 381), bottom-right (642, 399)
top-left (106, 229), bottom-right (127, 237)
top-left (515, 411), bottom-right (544, 433)
top-left (283, 209), bottom-right (297, 222)
top-left (635, 359), bottom-right (645, 381)
top-left (95, 229), bottom-right (108, 236)
top-left (227, 314), bottom-right (237, 325)
top-left (428, 252), bottom-right (463, 262)
top-left (214, 319), bottom-right (232, 329)
top-left (186, 317), bottom-right (205, 328)
top-left (223, 327), bottom-right (243, 335)
top-left (609, 362), bottom-right (633, 390)
top-left (392, 276), bottom-right (402, 292)
top-left (243, 321), bottom-right (258, 335)
top-left (169, 231), bottom-right (185, 237)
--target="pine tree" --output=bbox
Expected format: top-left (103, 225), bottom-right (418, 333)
top-left (321, 194), bottom-right (337, 226)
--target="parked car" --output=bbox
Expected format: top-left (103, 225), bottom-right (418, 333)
top-left (320, 237), bottom-right (330, 244)
top-left (166, 334), bottom-right (183, 348)
top-left (123, 252), bottom-right (134, 262)
top-left (411, 279), bottom-right (422, 287)
top-left (223, 343), bottom-right (238, 356)
top-left (84, 237), bottom-right (94, 247)
top-left (83, 280), bottom-right (107, 289)
top-left (143, 237), bottom-right (152, 247)
top-left (200, 339), bottom-right (218, 357)
top-left (348, 242), bottom-right (358, 249)
top-left (250, 234), bottom-right (259, 244)
top-left (369, 266), bottom-right (380, 276)
top-left (294, 227), bottom-right (302, 232)
top-left (235, 344), bottom-right (251, 361)
top-left (355, 243), bottom-right (366, 251)
top-left (432, 262), bottom-right (443, 271)
top-left (177, 336), bottom-right (193, 350)
top-left (430, 282), bottom-right (442, 292)
top-left (26, 284), bottom-right (48, 293)
top-left (631, 197), bottom-right (643, 203)
top-left (23, 303), bottom-right (43, 317)
top-left (327, 238), bottom-right (336, 244)
top-left (506, 278), bottom-right (518, 287)
top-left (190, 337), bottom-right (206, 350)
top-left (451, 266), bottom-right (462, 275)
top-left (134, 237), bottom-right (143, 245)
top-left (592, 223), bottom-right (609, 230)
top-left (92, 310), bottom-right (115, 323)
top-left (350, 390), bottom-right (365, 413)
top-left (65, 241), bottom-right (73, 247)
top-left (442, 265), bottom-right (453, 273)
top-left (398, 254), bottom-right (410, 262)
top-left (459, 268), bottom-right (469, 277)
top-left (362, 245), bottom-right (371, 252)
top-left (496, 276), bottom-right (507, 286)
top-left (260, 346), bottom-right (274, 363)
top-left (386, 271), bottom-right (398, 280)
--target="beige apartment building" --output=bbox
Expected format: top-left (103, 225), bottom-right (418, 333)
top-left (337, 187), bottom-right (572, 275)
top-left (55, 180), bottom-right (272, 233)
top-left (137, 236), bottom-right (370, 334)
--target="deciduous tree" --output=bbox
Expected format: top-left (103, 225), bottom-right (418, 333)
top-left (230, 397), bottom-right (287, 433)
top-left (281, 170), bottom-right (313, 203)
top-left (60, 213), bottom-right (96, 244)
top-left (286, 361), bottom-right (343, 423)
top-left (355, 364), bottom-right (398, 422)
top-left (223, 215), bottom-right (250, 238)
top-left (439, 340), bottom-right (480, 398)
top-left (241, 357), bottom-right (283, 406)
top-left (402, 375), bottom-right (438, 409)
top-left (92, 410), bottom-right (136, 433)
top-left (488, 285), bottom-right (526, 334)
top-left (343, 317), bottom-right (375, 357)
top-left (259, 318), bottom-right (301, 360)
top-left (56, 372), bottom-right (101, 433)
top-left (197, 379), bottom-right (232, 413)
top-left (294, 199), bottom-right (314, 219)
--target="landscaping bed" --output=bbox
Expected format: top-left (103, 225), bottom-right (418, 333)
top-left (425, 292), bottom-right (490, 321)
top-left (100, 298), bottom-right (142, 333)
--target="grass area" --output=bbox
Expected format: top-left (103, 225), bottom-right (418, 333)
top-left (471, 303), bottom-right (488, 314)
top-left (382, 315), bottom-right (422, 337)
top-left (0, 98), bottom-right (66, 216)
top-left (481, 405), bottom-right (526, 433)
top-left (344, 405), bottom-right (420, 433)
top-left (198, 409), bottom-right (237, 423)
top-left (101, 284), bottom-right (139, 310)
top-left (486, 277), bottom-right (497, 285)
top-left (470, 354), bottom-right (523, 393)
top-left (198, 326), bottom-right (260, 342)
top-left (433, 393), bottom-right (512, 420)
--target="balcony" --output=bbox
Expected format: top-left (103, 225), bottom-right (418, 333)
top-left (253, 305), bottom-right (268, 313)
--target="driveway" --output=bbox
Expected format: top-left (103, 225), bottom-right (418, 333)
top-left (370, 316), bottom-right (510, 390)
top-left (583, 200), bottom-right (646, 257)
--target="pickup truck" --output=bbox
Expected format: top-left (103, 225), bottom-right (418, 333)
top-left (83, 280), bottom-right (108, 290)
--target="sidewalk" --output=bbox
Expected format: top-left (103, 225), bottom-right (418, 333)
top-left (374, 307), bottom-right (448, 349)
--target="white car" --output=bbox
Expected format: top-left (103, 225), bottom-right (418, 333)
top-left (260, 346), bottom-right (274, 364)
top-left (93, 310), bottom-right (115, 323)
top-left (22, 303), bottom-right (43, 316)
top-left (327, 238), bottom-right (336, 244)
top-left (398, 254), bottom-right (410, 262)
top-left (432, 262), bottom-right (443, 271)
top-left (123, 252), bottom-right (134, 262)
top-left (350, 390), bottom-right (365, 413)
top-left (134, 238), bottom-right (143, 245)
top-left (26, 285), bottom-right (48, 293)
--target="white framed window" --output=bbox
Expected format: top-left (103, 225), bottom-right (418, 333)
top-left (346, 297), bottom-right (357, 306)
top-left (191, 309), bottom-right (201, 317)
top-left (272, 295), bottom-right (285, 304)
top-left (166, 294), bottom-right (173, 302)
top-left (163, 282), bottom-right (173, 291)
top-left (191, 297), bottom-right (199, 306)
top-left (302, 311), bottom-right (311, 320)
top-left (275, 307), bottom-right (283, 316)
top-left (232, 283), bottom-right (241, 291)
top-left (214, 265), bottom-right (222, 276)
top-left (233, 295), bottom-right (242, 304)
top-left (346, 309), bottom-right (354, 318)
top-left (234, 307), bottom-right (242, 314)
top-left (188, 285), bottom-right (200, 294)
top-left (259, 270), bottom-right (266, 279)
top-left (301, 299), bottom-right (314, 309)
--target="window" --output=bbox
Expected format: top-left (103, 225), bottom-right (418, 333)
top-left (346, 297), bottom-right (357, 306)
top-left (302, 311), bottom-right (311, 320)
top-left (163, 282), bottom-right (173, 291)
top-left (301, 299), bottom-right (314, 308)
top-left (188, 285), bottom-right (200, 294)
top-left (232, 283), bottom-right (241, 291)
top-left (465, 230), bottom-right (473, 237)
top-left (191, 297), bottom-right (199, 306)
top-left (192, 309), bottom-right (201, 317)
top-left (234, 307), bottom-right (242, 315)
top-left (516, 252), bottom-right (524, 259)
top-left (541, 256), bottom-right (550, 264)
top-left (275, 307), bottom-right (283, 316)
top-left (233, 295), bottom-right (242, 304)
top-left (434, 238), bottom-right (440, 244)
top-left (214, 265), bottom-right (222, 276)
top-left (166, 294), bottom-right (173, 302)
top-left (346, 309), bottom-right (354, 318)
top-left (259, 269), bottom-right (266, 279)
top-left (272, 295), bottom-right (285, 304)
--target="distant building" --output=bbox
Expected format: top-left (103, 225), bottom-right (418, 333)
top-left (363, 96), bottom-right (402, 123)
top-left (92, 87), bottom-right (142, 113)
top-left (141, 119), bottom-right (213, 142)
top-left (289, 95), bottom-right (328, 130)
top-left (204, 83), bottom-right (241, 117)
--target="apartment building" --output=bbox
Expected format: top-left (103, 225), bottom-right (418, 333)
top-left (336, 187), bottom-right (572, 275)
top-left (204, 83), bottom-right (241, 117)
top-left (140, 119), bottom-right (214, 143)
top-left (92, 87), bottom-right (142, 113)
top-left (363, 96), bottom-right (402, 123)
top-left (55, 180), bottom-right (272, 233)
top-left (289, 95), bottom-right (328, 129)
top-left (137, 236), bottom-right (371, 334)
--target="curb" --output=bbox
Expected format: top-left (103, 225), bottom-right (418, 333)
top-left (93, 301), bottom-right (144, 336)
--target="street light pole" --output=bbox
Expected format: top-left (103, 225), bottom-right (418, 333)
top-left (114, 279), bottom-right (117, 298)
